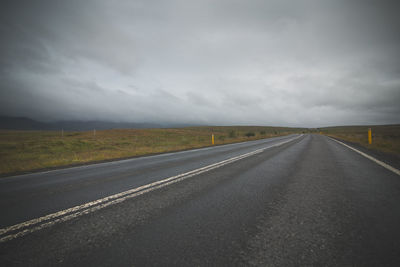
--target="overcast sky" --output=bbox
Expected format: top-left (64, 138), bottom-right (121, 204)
top-left (0, 0), bottom-right (399, 127)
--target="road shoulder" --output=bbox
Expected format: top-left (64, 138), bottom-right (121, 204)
top-left (326, 135), bottom-right (400, 171)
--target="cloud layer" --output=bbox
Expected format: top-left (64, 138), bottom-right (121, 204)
top-left (1, 0), bottom-right (399, 127)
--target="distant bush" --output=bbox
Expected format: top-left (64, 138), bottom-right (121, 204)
top-left (260, 130), bottom-right (266, 135)
top-left (245, 132), bottom-right (255, 137)
top-left (228, 130), bottom-right (236, 138)
top-left (218, 135), bottom-right (225, 141)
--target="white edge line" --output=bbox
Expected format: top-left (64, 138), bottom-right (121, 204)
top-left (329, 137), bottom-right (400, 176)
top-left (2, 134), bottom-right (298, 180)
top-left (0, 134), bottom-right (303, 242)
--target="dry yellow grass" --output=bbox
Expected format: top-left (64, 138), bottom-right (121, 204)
top-left (0, 126), bottom-right (303, 176)
top-left (320, 125), bottom-right (400, 156)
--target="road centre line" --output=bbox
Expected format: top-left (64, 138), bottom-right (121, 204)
top-left (3, 134), bottom-right (294, 180)
top-left (0, 135), bottom-right (302, 243)
top-left (329, 137), bottom-right (400, 176)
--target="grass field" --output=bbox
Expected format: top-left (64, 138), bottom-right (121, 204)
top-left (0, 126), bottom-right (304, 176)
top-left (320, 125), bottom-right (400, 156)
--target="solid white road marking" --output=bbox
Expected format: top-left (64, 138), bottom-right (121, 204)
top-left (329, 137), bottom-right (400, 176)
top-left (3, 134), bottom-right (295, 180)
top-left (0, 135), bottom-right (303, 243)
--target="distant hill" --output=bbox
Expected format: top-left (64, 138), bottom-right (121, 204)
top-left (0, 116), bottom-right (49, 130)
top-left (0, 116), bottom-right (173, 131)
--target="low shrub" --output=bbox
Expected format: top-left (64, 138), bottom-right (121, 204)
top-left (245, 132), bottom-right (255, 137)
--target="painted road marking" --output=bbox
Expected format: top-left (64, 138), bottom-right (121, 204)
top-left (2, 134), bottom-right (295, 180)
top-left (330, 138), bottom-right (400, 176)
top-left (0, 135), bottom-right (303, 243)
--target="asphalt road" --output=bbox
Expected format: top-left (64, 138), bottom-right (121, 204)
top-left (1, 134), bottom-right (400, 266)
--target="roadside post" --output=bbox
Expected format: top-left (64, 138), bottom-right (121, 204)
top-left (212, 134), bottom-right (214, 145)
top-left (368, 128), bottom-right (372, 144)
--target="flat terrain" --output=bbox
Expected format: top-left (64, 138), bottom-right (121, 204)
top-left (0, 126), bottom-right (303, 175)
top-left (1, 134), bottom-right (399, 266)
top-left (321, 124), bottom-right (400, 156)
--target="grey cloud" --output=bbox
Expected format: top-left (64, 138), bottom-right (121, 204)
top-left (0, 0), bottom-right (399, 127)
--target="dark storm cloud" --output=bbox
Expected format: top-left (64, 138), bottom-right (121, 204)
top-left (0, 0), bottom-right (399, 126)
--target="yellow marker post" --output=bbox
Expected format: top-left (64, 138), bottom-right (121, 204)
top-left (368, 128), bottom-right (372, 144)
top-left (212, 134), bottom-right (214, 145)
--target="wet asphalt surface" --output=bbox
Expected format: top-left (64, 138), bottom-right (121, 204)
top-left (1, 134), bottom-right (400, 266)
top-left (0, 134), bottom-right (296, 228)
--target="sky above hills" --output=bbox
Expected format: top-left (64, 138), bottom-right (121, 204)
top-left (0, 0), bottom-right (399, 127)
